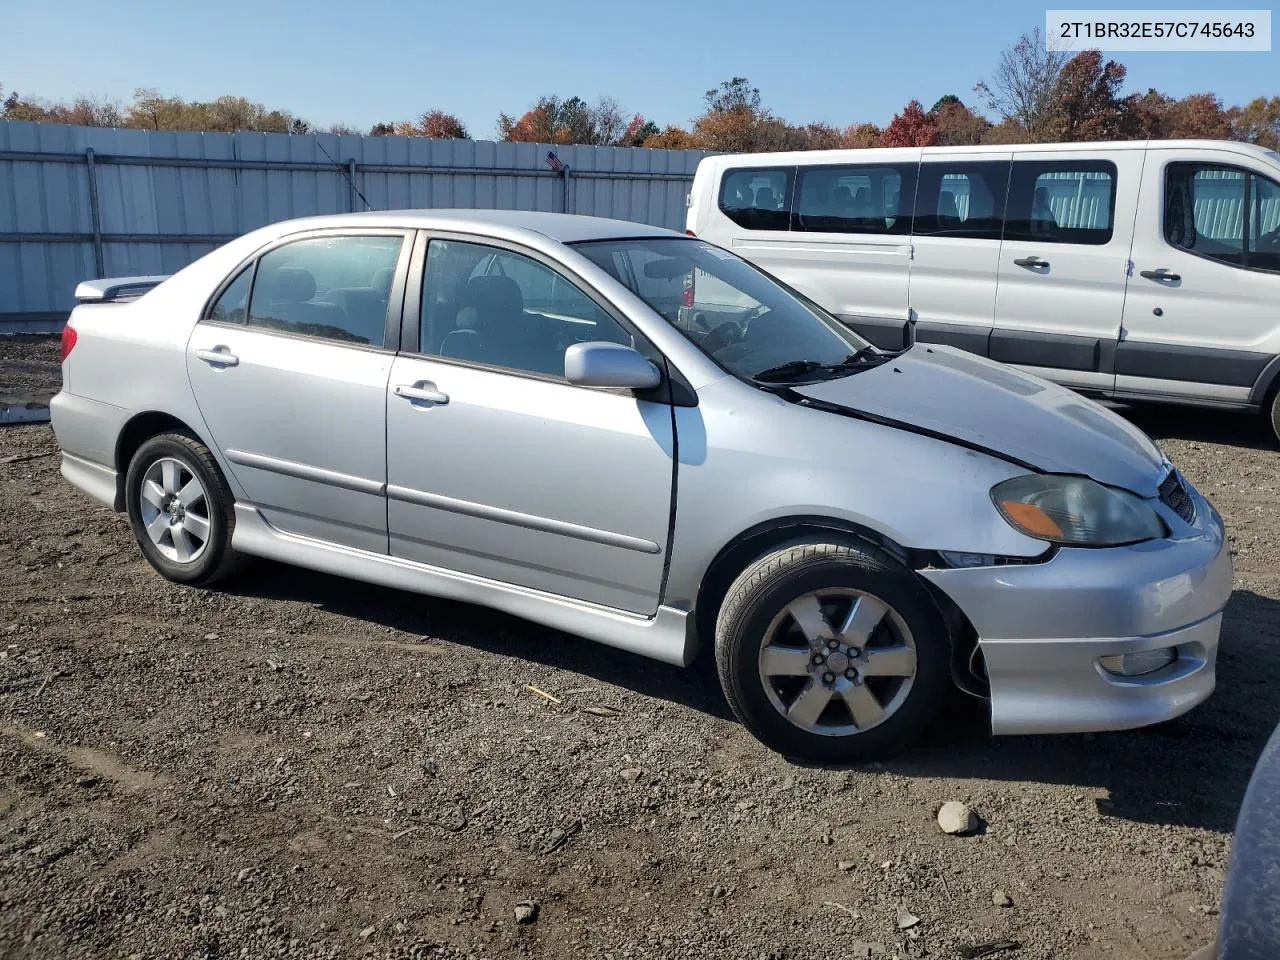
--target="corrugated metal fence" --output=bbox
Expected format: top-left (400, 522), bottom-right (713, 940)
top-left (0, 120), bottom-right (711, 328)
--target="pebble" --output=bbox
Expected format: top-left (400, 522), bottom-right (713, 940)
top-left (993, 890), bottom-right (1014, 908)
top-left (837, 860), bottom-right (857, 872)
top-left (203, 632), bottom-right (220, 640)
top-left (619, 768), bottom-right (642, 782)
top-left (358, 925), bottom-right (375, 940)
top-left (937, 800), bottom-right (980, 835)
top-left (514, 900), bottom-right (539, 924)
top-left (896, 905), bottom-right (920, 929)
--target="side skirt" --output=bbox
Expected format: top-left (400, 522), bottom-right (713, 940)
top-left (230, 505), bottom-right (697, 667)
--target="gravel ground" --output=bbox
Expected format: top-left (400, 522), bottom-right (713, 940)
top-left (3, 334), bottom-right (1279, 960)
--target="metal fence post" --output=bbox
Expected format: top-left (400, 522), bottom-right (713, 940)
top-left (84, 148), bottom-right (105, 278)
top-left (562, 165), bottom-right (571, 214)
top-left (347, 158), bottom-right (358, 212)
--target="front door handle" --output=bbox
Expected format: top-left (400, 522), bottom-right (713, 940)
top-left (195, 347), bottom-right (239, 367)
top-left (394, 382), bottom-right (449, 405)
top-left (1140, 269), bottom-right (1181, 282)
top-left (1013, 256), bottom-right (1050, 269)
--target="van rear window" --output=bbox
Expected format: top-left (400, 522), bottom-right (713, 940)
top-left (718, 168), bottom-right (793, 230)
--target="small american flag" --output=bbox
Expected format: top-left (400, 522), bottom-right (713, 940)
top-left (544, 150), bottom-right (564, 172)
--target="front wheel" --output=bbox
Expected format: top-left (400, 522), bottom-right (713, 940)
top-left (124, 432), bottom-right (241, 586)
top-left (714, 540), bottom-right (951, 762)
top-left (1269, 390), bottom-right (1280, 445)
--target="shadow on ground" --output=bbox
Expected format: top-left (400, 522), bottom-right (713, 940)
top-left (1114, 401), bottom-right (1275, 451)
top-left (226, 554), bottom-right (1279, 835)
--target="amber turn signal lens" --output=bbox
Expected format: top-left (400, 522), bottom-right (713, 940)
top-left (999, 500), bottom-right (1066, 539)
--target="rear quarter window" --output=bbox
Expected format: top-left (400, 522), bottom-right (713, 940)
top-left (718, 168), bottom-right (793, 231)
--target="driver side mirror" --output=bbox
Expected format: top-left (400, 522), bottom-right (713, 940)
top-left (564, 342), bottom-right (662, 390)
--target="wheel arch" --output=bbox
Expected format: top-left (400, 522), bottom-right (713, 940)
top-left (690, 515), bottom-right (985, 698)
top-left (1247, 353), bottom-right (1280, 408)
top-left (113, 411), bottom-right (214, 511)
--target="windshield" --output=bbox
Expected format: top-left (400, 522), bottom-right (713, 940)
top-left (572, 237), bottom-right (871, 382)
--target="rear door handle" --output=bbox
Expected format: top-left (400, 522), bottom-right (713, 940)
top-left (195, 347), bottom-right (239, 367)
top-left (1013, 256), bottom-right (1049, 268)
top-left (1140, 269), bottom-right (1181, 282)
top-left (394, 383), bottom-right (449, 405)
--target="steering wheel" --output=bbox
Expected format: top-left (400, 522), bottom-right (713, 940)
top-left (700, 320), bottom-right (745, 354)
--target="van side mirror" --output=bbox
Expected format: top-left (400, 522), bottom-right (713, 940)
top-left (564, 342), bottom-right (662, 390)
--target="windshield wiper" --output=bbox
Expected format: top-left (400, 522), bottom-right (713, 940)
top-left (751, 359), bottom-right (827, 383)
top-left (752, 349), bottom-right (885, 384)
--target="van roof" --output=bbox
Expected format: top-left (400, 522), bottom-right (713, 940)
top-left (702, 139), bottom-right (1280, 169)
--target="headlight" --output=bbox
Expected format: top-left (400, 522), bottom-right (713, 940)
top-left (991, 475), bottom-right (1166, 546)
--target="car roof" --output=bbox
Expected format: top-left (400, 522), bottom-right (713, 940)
top-left (265, 209), bottom-right (683, 245)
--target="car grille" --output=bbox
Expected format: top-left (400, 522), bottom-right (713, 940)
top-left (1158, 469), bottom-right (1196, 524)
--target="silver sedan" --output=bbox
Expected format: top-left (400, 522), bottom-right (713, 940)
top-left (51, 211), bottom-right (1233, 760)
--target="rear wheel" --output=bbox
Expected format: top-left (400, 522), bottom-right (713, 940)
top-left (1269, 389), bottom-right (1280, 444)
top-left (714, 540), bottom-right (951, 762)
top-left (125, 432), bottom-right (241, 586)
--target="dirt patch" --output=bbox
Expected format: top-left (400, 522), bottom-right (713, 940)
top-left (2, 408), bottom-right (1278, 960)
top-left (0, 335), bottom-right (60, 412)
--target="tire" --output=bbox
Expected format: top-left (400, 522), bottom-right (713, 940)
top-left (124, 432), bottom-right (242, 586)
top-left (714, 539), bottom-right (951, 762)
top-left (1270, 389), bottom-right (1280, 444)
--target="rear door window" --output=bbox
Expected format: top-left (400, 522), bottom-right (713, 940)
top-left (718, 168), bottom-right (794, 230)
top-left (1004, 160), bottom-right (1116, 245)
top-left (246, 235), bottom-right (404, 346)
top-left (794, 164), bottom-right (916, 235)
top-left (913, 161), bottom-right (1010, 240)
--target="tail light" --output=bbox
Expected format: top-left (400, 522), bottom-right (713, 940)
top-left (685, 229), bottom-right (696, 236)
top-left (60, 323), bottom-right (78, 362)
top-left (681, 270), bottom-right (696, 309)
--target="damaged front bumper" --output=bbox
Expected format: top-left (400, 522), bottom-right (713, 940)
top-left (919, 485), bottom-right (1233, 735)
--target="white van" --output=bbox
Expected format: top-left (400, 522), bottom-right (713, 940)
top-left (686, 140), bottom-right (1280, 439)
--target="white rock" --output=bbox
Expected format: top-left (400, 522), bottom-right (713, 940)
top-left (993, 889), bottom-right (1014, 908)
top-left (937, 801), bottom-right (980, 835)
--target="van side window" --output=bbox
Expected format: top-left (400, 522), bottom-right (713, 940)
top-left (1247, 172), bottom-right (1280, 272)
top-left (718, 168), bottom-right (793, 230)
top-left (1005, 160), bottom-right (1116, 245)
top-left (1164, 163), bottom-right (1280, 272)
top-left (913, 161), bottom-right (1009, 240)
top-left (794, 164), bottom-right (916, 235)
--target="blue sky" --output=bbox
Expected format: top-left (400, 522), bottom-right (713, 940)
top-left (2, 0), bottom-right (1275, 137)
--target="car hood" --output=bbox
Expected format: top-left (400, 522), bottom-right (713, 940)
top-left (791, 345), bottom-right (1167, 497)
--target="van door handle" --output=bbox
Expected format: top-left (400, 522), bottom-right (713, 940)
top-left (394, 383), bottom-right (449, 405)
top-left (195, 347), bottom-right (239, 367)
top-left (1140, 269), bottom-right (1181, 282)
top-left (1013, 256), bottom-right (1049, 269)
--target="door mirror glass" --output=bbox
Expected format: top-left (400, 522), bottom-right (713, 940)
top-left (564, 342), bottom-right (661, 390)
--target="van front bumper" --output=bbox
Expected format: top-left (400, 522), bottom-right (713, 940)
top-left (920, 487), bottom-right (1232, 735)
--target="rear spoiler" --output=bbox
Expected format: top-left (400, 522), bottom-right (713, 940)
top-left (74, 275), bottom-right (170, 304)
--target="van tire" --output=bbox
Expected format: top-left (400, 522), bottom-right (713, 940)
top-left (1269, 390), bottom-right (1280, 444)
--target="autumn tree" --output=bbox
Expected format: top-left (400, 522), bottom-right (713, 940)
top-left (622, 116), bottom-right (659, 146)
top-left (840, 122), bottom-right (882, 148)
top-left (498, 95), bottom-right (635, 145)
top-left (975, 27), bottom-right (1070, 140)
top-left (881, 100), bottom-right (938, 147)
top-left (641, 125), bottom-right (705, 150)
top-left (415, 110), bottom-right (469, 139)
top-left (800, 122), bottom-right (843, 150)
top-left (1230, 96), bottom-right (1280, 149)
top-left (1045, 49), bottom-right (1127, 141)
top-left (930, 98), bottom-right (991, 146)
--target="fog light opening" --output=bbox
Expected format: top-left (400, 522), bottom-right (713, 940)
top-left (1098, 648), bottom-right (1178, 677)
